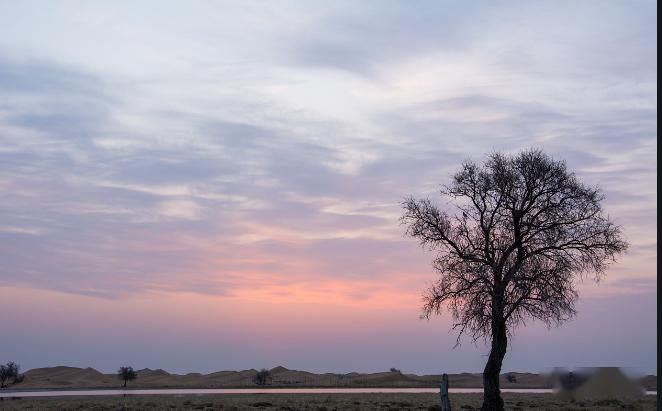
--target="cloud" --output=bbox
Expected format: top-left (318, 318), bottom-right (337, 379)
top-left (0, 57), bottom-right (101, 95)
top-left (284, 1), bottom-right (488, 76)
top-left (0, 2), bottom-right (655, 304)
top-left (157, 200), bottom-right (202, 221)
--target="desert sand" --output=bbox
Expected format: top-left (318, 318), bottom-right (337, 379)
top-left (6, 366), bottom-right (657, 391)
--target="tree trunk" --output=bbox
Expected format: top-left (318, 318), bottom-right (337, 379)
top-left (123, 379), bottom-right (127, 388)
top-left (481, 319), bottom-right (508, 411)
top-left (440, 373), bottom-right (451, 411)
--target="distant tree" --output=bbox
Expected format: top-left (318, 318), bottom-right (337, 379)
top-left (401, 149), bottom-right (627, 411)
top-left (0, 366), bottom-right (9, 389)
top-left (506, 373), bottom-right (517, 383)
top-left (0, 362), bottom-right (20, 388)
top-left (390, 368), bottom-right (402, 374)
top-left (118, 366), bottom-right (137, 388)
top-left (254, 368), bottom-right (271, 386)
top-left (7, 362), bottom-right (20, 384)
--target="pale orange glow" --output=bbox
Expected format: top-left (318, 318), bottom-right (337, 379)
top-left (233, 280), bottom-right (420, 309)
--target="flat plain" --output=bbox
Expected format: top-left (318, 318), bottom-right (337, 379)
top-left (0, 393), bottom-right (657, 411)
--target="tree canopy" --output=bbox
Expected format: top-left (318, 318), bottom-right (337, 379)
top-left (0, 362), bottom-right (20, 388)
top-left (118, 366), bottom-right (137, 387)
top-left (401, 149), bottom-right (627, 410)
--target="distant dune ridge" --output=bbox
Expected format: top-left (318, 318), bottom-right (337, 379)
top-left (9, 366), bottom-right (657, 391)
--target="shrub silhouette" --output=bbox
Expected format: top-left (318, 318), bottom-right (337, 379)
top-left (0, 362), bottom-right (20, 388)
top-left (118, 366), bottom-right (137, 387)
top-left (254, 368), bottom-right (271, 385)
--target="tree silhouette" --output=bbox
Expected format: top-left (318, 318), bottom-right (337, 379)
top-left (117, 366), bottom-right (137, 388)
top-left (0, 362), bottom-right (20, 388)
top-left (0, 366), bottom-right (9, 389)
top-left (253, 368), bottom-right (271, 386)
top-left (401, 149), bottom-right (627, 411)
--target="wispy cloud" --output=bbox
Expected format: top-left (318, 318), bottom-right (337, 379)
top-left (0, 2), bottom-right (655, 304)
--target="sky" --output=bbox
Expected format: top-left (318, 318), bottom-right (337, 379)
top-left (0, 1), bottom-right (657, 375)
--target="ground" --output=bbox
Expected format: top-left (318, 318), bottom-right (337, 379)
top-left (0, 393), bottom-right (656, 411)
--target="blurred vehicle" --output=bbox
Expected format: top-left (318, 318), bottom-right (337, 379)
top-left (548, 367), bottom-right (644, 400)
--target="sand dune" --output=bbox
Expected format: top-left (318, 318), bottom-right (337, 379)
top-left (18, 366), bottom-right (115, 388)
top-left (9, 366), bottom-right (656, 391)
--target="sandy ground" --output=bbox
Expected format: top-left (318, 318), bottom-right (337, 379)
top-left (11, 367), bottom-right (552, 390)
top-left (11, 366), bottom-right (657, 391)
top-left (0, 393), bottom-right (657, 411)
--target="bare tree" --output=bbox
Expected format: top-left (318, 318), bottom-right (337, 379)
top-left (0, 362), bottom-right (20, 388)
top-left (0, 365), bottom-right (9, 389)
top-left (401, 149), bottom-right (627, 411)
top-left (7, 363), bottom-right (20, 384)
top-left (253, 368), bottom-right (271, 386)
top-left (118, 366), bottom-right (137, 388)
